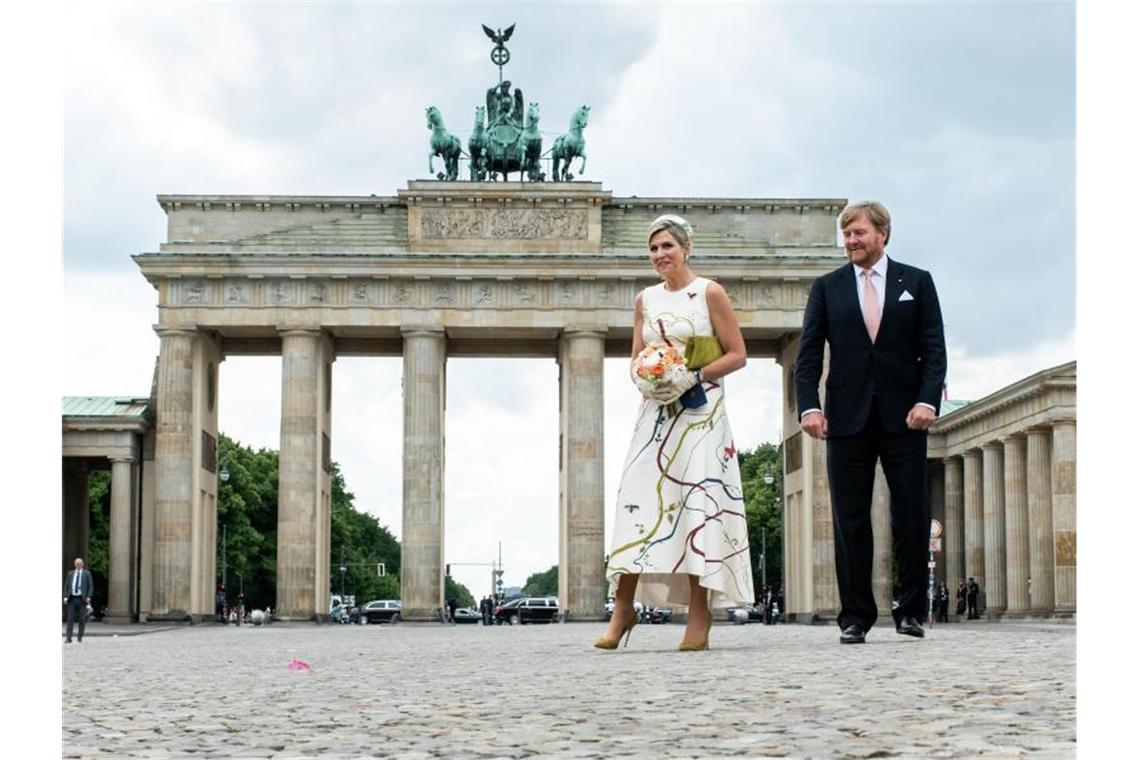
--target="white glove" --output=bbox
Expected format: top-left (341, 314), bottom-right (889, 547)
top-left (650, 370), bottom-right (700, 405)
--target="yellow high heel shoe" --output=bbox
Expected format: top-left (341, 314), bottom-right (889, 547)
top-left (678, 615), bottom-right (713, 651)
top-left (594, 614), bottom-right (638, 650)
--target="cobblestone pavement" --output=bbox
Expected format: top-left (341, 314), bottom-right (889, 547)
top-left (62, 619), bottom-right (1074, 759)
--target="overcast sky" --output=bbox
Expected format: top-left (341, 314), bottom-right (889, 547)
top-left (60, 1), bottom-right (1076, 599)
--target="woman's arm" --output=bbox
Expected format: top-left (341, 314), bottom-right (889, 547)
top-left (701, 281), bottom-right (747, 382)
top-left (630, 292), bottom-right (646, 359)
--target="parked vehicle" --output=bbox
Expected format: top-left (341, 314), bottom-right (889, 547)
top-left (359, 599), bottom-right (402, 624)
top-left (647, 607), bottom-right (673, 624)
top-left (493, 597), bottom-right (559, 625)
top-left (725, 604), bottom-right (764, 623)
top-left (452, 607), bottom-right (480, 624)
top-left (604, 599), bottom-right (645, 621)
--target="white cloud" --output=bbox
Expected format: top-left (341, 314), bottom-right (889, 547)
top-left (943, 330), bottom-right (1076, 403)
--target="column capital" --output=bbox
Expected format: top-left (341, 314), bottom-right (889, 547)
top-left (277, 326), bottom-right (325, 338)
top-left (981, 440), bottom-right (1004, 452)
top-left (400, 326), bottom-right (446, 339)
top-left (108, 455), bottom-right (135, 465)
top-left (1000, 432), bottom-right (1027, 445)
top-left (563, 327), bottom-right (607, 340)
top-left (962, 448), bottom-right (983, 460)
top-left (153, 325), bottom-right (197, 339)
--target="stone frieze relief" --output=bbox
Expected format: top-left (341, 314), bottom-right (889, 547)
top-left (420, 208), bottom-right (589, 240)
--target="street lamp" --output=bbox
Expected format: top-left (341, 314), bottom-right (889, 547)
top-left (339, 549), bottom-right (346, 598)
top-left (761, 469), bottom-right (774, 589)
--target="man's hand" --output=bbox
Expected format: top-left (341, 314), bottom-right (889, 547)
top-left (801, 411), bottom-right (829, 440)
top-left (906, 404), bottom-right (937, 431)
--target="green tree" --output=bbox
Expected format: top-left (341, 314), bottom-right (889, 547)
top-left (737, 443), bottom-right (784, 599)
top-left (216, 435), bottom-right (281, 609)
top-left (85, 470), bottom-right (111, 611)
top-left (522, 565), bottom-right (558, 597)
top-left (328, 463), bottom-right (402, 604)
top-left (444, 576), bottom-right (475, 608)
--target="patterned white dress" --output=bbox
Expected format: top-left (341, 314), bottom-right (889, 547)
top-left (606, 277), bottom-right (755, 608)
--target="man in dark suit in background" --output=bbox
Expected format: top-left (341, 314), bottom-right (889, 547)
top-left (795, 201), bottom-right (947, 644)
top-left (63, 557), bottom-right (94, 643)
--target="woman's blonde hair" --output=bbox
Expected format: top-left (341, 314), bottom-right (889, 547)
top-left (647, 214), bottom-right (694, 250)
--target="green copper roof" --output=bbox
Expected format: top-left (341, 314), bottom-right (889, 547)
top-left (940, 399), bottom-right (972, 416)
top-left (62, 397), bottom-right (150, 418)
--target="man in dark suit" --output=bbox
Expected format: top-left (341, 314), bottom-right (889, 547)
top-left (63, 557), bottom-right (94, 643)
top-left (795, 201), bottom-right (947, 644)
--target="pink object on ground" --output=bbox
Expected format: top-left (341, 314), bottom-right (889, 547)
top-left (287, 658), bottom-right (313, 671)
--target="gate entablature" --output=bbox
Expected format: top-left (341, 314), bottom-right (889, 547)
top-left (136, 183), bottom-right (846, 356)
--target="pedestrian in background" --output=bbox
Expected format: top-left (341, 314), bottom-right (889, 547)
top-left (936, 580), bottom-right (950, 623)
top-left (63, 557), bottom-right (94, 644)
top-left (967, 578), bottom-right (980, 619)
top-left (956, 581), bottom-right (967, 618)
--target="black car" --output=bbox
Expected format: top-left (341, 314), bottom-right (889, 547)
top-left (493, 597), bottom-right (559, 625)
top-left (359, 599), bottom-right (401, 624)
top-left (647, 607), bottom-right (673, 624)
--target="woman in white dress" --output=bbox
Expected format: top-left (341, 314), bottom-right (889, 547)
top-left (595, 215), bottom-right (754, 652)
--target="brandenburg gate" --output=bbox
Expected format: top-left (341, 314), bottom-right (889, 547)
top-left (131, 181), bottom-right (848, 622)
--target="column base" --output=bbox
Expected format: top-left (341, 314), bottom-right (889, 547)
top-left (103, 613), bottom-right (135, 625)
top-left (562, 612), bottom-right (605, 623)
top-left (786, 612), bottom-right (834, 625)
top-left (400, 608), bottom-right (446, 623)
top-left (146, 609), bottom-right (192, 623)
top-left (275, 613), bottom-right (323, 623)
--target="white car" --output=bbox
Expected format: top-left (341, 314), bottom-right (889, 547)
top-left (604, 600), bottom-right (645, 620)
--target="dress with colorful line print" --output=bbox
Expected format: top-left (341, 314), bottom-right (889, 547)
top-left (606, 276), bottom-right (755, 609)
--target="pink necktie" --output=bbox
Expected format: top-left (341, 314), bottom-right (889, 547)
top-left (861, 269), bottom-right (880, 343)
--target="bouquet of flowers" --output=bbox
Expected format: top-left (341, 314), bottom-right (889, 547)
top-left (631, 341), bottom-right (690, 399)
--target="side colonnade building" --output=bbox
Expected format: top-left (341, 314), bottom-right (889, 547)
top-left (926, 361), bottom-right (1076, 618)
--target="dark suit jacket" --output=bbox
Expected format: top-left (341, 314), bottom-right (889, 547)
top-left (64, 569), bottom-right (94, 598)
top-left (795, 257), bottom-right (947, 437)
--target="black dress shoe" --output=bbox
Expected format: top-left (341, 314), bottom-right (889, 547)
top-left (895, 615), bottom-right (925, 638)
top-left (839, 624), bottom-right (866, 644)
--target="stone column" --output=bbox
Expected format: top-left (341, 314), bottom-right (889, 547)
top-left (150, 327), bottom-right (196, 619)
top-left (1026, 427), bottom-right (1055, 613)
top-left (962, 449), bottom-right (985, 606)
top-left (106, 457), bottom-right (136, 621)
top-left (928, 462), bottom-right (945, 582)
top-left (1051, 420), bottom-right (1077, 613)
top-left (871, 464), bottom-right (893, 615)
top-left (1002, 436), bottom-right (1030, 615)
top-left (559, 329), bottom-right (606, 621)
top-left (62, 461), bottom-right (90, 581)
top-left (944, 457), bottom-right (964, 588)
top-left (276, 328), bottom-right (328, 621)
top-left (400, 328), bottom-right (447, 622)
top-left (981, 442), bottom-right (1007, 615)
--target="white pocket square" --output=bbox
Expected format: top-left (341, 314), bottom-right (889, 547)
top-left (898, 290), bottom-right (915, 302)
